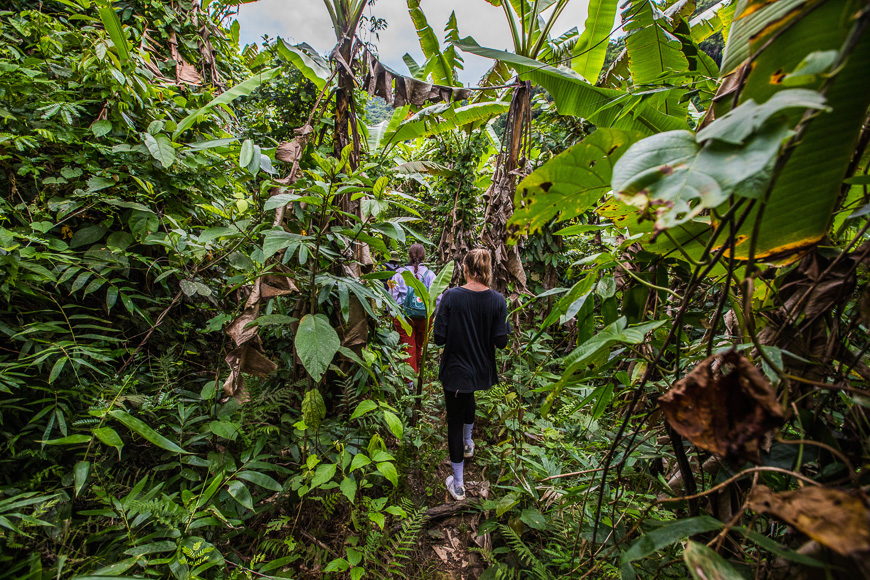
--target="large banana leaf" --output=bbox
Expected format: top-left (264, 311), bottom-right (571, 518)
top-left (719, 0), bottom-right (808, 75)
top-left (275, 40), bottom-right (330, 92)
top-left (454, 37), bottom-right (688, 135)
top-left (173, 68), bottom-right (280, 140)
top-left (572, 0), bottom-right (621, 81)
top-left (688, 0), bottom-right (734, 43)
top-left (623, 0), bottom-right (689, 85)
top-left (367, 105), bottom-right (410, 153)
top-left (727, 6), bottom-right (870, 259)
top-left (383, 102), bottom-right (510, 149)
top-left (407, 0), bottom-right (455, 85)
top-left (509, 129), bottom-right (641, 238)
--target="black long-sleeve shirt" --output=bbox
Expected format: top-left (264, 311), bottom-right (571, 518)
top-left (433, 287), bottom-right (510, 393)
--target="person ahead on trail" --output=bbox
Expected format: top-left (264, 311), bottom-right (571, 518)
top-left (433, 248), bottom-right (510, 501)
top-left (389, 243), bottom-right (436, 377)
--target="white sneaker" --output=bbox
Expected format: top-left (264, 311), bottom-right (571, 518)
top-left (464, 441), bottom-right (474, 459)
top-left (446, 475), bottom-right (466, 501)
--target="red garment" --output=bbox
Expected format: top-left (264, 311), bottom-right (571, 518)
top-left (393, 317), bottom-right (430, 373)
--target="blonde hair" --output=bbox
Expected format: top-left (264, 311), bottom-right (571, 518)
top-left (463, 248), bottom-right (492, 286)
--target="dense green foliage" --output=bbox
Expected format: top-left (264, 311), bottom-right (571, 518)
top-left (1, 0), bottom-right (869, 579)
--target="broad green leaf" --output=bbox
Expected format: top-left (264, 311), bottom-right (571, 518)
top-left (87, 176), bottom-right (114, 193)
top-left (276, 39), bottom-right (330, 91)
top-left (74, 461), bottom-right (89, 497)
top-left (310, 463), bottom-right (337, 488)
top-left (496, 491), bottom-right (521, 516)
top-left (93, 427), bottom-right (123, 458)
top-left (696, 89), bottom-right (828, 145)
top-left (324, 559), bottom-right (350, 573)
top-left (620, 516), bottom-right (723, 564)
top-left (295, 315), bottom-right (340, 382)
top-left (375, 461), bottom-right (398, 487)
top-left (683, 541), bottom-right (746, 580)
top-left (91, 119), bottom-right (112, 137)
top-left (340, 476), bottom-right (357, 504)
top-left (519, 507), bottom-right (549, 530)
top-left (512, 129), bottom-right (639, 239)
top-left (123, 541), bottom-right (177, 557)
top-left (302, 388), bottom-right (326, 430)
top-left (400, 270), bottom-right (430, 316)
top-left (209, 420), bottom-right (240, 440)
top-left (382, 410), bottom-right (403, 440)
top-left (70, 225), bottom-right (107, 248)
top-left (106, 231), bottom-right (133, 251)
top-left (368, 105), bottom-right (410, 152)
top-left (720, 0), bottom-right (807, 75)
top-left (142, 133), bottom-right (175, 168)
top-left (688, 0), bottom-right (732, 43)
top-left (236, 470), bottom-right (282, 492)
top-left (226, 480), bottom-right (253, 510)
top-left (174, 67), bottom-right (280, 139)
top-left (407, 0), bottom-right (454, 85)
top-left (350, 400), bottom-right (378, 420)
top-left (349, 453), bottom-right (371, 472)
top-left (572, 0), bottom-right (620, 81)
top-left (108, 409), bottom-right (190, 454)
top-left (239, 139), bottom-right (254, 168)
top-left (369, 511), bottom-right (386, 529)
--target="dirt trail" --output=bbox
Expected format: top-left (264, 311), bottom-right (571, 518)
top-left (405, 458), bottom-right (493, 579)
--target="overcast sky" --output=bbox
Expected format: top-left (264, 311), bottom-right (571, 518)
top-left (234, 0), bottom-right (600, 86)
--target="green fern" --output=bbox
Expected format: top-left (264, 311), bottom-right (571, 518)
top-left (499, 524), bottom-right (554, 580)
top-left (385, 506), bottom-right (427, 578)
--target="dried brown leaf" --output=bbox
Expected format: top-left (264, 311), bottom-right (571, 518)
top-left (748, 485), bottom-right (870, 556)
top-left (659, 350), bottom-right (784, 460)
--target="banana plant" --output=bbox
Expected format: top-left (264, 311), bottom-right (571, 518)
top-left (322, 0), bottom-right (370, 169)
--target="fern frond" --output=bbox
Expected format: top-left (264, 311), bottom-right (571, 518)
top-left (499, 524), bottom-right (554, 580)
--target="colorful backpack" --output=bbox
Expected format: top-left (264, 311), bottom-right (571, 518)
top-left (401, 267), bottom-right (430, 319)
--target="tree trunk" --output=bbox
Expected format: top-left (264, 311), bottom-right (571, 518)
top-left (481, 81), bottom-right (531, 296)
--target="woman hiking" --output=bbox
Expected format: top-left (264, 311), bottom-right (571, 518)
top-left (389, 243), bottom-right (436, 380)
top-left (433, 249), bottom-right (510, 501)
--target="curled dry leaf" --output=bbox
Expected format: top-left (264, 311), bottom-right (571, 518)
top-left (659, 349), bottom-right (784, 460)
top-left (748, 485), bottom-right (870, 557)
top-left (222, 266), bottom-right (298, 401)
top-left (276, 140), bottom-right (302, 164)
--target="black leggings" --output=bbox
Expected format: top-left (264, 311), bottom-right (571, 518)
top-left (444, 388), bottom-right (476, 463)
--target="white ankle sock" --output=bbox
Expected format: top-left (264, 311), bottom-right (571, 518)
top-left (463, 423), bottom-right (474, 446)
top-left (451, 461), bottom-right (464, 488)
